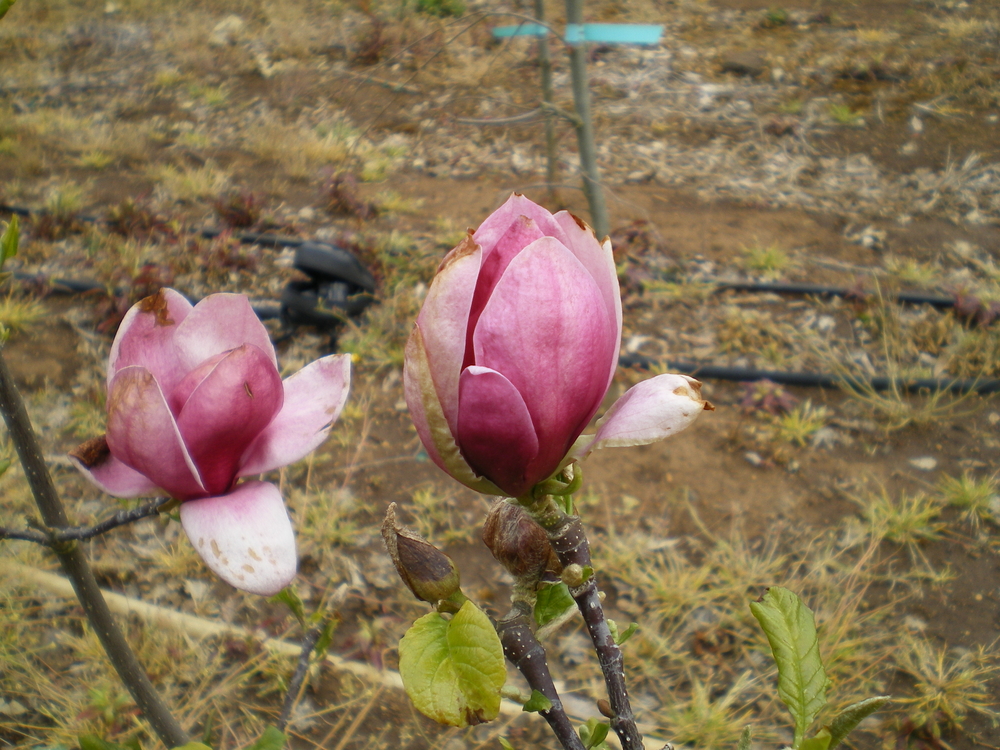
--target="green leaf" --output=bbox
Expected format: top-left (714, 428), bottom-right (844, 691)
top-left (171, 744), bottom-right (212, 750)
top-left (0, 215), bottom-right (19, 271)
top-left (800, 730), bottom-right (831, 750)
top-left (398, 600), bottom-right (506, 727)
top-left (245, 726), bottom-right (286, 750)
top-left (0, 458), bottom-right (11, 478)
top-left (578, 719), bottom-right (610, 750)
top-left (615, 622), bottom-right (638, 646)
top-left (313, 616), bottom-right (339, 660)
top-left (736, 725), bottom-right (752, 750)
top-left (0, 0), bottom-right (15, 21)
top-left (268, 587), bottom-right (306, 628)
top-left (749, 587), bottom-right (831, 749)
top-left (522, 690), bottom-right (553, 713)
top-left (79, 737), bottom-right (135, 750)
top-left (498, 739), bottom-right (516, 750)
top-left (826, 696), bottom-right (890, 749)
top-left (534, 582), bottom-right (575, 628)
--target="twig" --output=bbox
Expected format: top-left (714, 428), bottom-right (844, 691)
top-left (0, 352), bottom-right (188, 748)
top-left (497, 602), bottom-right (586, 750)
top-left (456, 108), bottom-right (542, 125)
top-left (521, 493), bottom-right (644, 750)
top-left (277, 621), bottom-right (326, 732)
top-left (0, 526), bottom-right (48, 544)
top-left (2, 498), bottom-right (169, 546)
top-left (535, 0), bottom-right (559, 204)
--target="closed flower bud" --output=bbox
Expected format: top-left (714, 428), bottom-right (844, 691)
top-left (382, 503), bottom-right (461, 603)
top-left (481, 500), bottom-right (560, 581)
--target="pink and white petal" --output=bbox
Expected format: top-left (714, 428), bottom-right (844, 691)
top-left (463, 216), bottom-right (545, 367)
top-left (107, 289), bottom-right (193, 394)
top-left (404, 326), bottom-right (503, 495)
top-left (415, 234), bottom-right (482, 436)
top-left (180, 481), bottom-right (296, 596)
top-left (472, 237), bottom-right (617, 485)
top-left (176, 344), bottom-right (283, 496)
top-left (553, 211), bottom-right (622, 386)
top-left (239, 354), bottom-right (351, 476)
top-left (584, 374), bottom-right (712, 456)
top-left (106, 366), bottom-right (206, 499)
top-left (174, 294), bottom-right (277, 373)
top-left (69, 436), bottom-right (160, 497)
top-left (472, 193), bottom-right (569, 259)
top-left (457, 366), bottom-right (540, 498)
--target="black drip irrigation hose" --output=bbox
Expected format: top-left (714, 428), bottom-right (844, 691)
top-left (618, 354), bottom-right (1000, 395)
top-left (4, 203), bottom-right (995, 392)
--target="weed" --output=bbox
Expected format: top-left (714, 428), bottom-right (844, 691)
top-left (415, 0), bottom-right (465, 17)
top-left (717, 307), bottom-right (793, 357)
top-left (150, 162), bottom-right (230, 203)
top-left (104, 199), bottom-right (173, 241)
top-left (76, 150), bottom-right (113, 170)
top-left (774, 400), bottom-right (829, 446)
top-left (212, 190), bottom-right (264, 229)
top-left (30, 184), bottom-right (87, 240)
top-left (883, 256), bottom-right (938, 287)
top-left (894, 637), bottom-right (1000, 733)
top-left (778, 99), bottom-right (803, 115)
top-left (410, 486), bottom-right (476, 544)
top-left (739, 380), bottom-right (797, 416)
top-left (0, 136), bottom-right (19, 155)
top-left (186, 84), bottom-right (228, 107)
top-left (663, 673), bottom-right (756, 747)
top-left (742, 243), bottom-right (791, 280)
top-left (935, 472), bottom-right (999, 526)
top-left (851, 485), bottom-right (945, 546)
top-left (0, 293), bottom-right (45, 340)
top-left (828, 104), bottom-right (864, 125)
top-left (321, 173), bottom-right (378, 219)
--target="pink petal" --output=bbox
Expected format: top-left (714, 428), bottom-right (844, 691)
top-left (554, 211), bottom-right (622, 389)
top-left (175, 345), bottom-right (283, 496)
top-left (463, 215), bottom-right (545, 369)
top-left (106, 366), bottom-right (205, 499)
top-left (472, 193), bottom-right (569, 259)
top-left (414, 233), bottom-right (482, 437)
top-left (108, 289), bottom-right (193, 395)
top-left (578, 374), bottom-right (711, 458)
top-left (472, 237), bottom-right (617, 489)
top-left (403, 325), bottom-right (503, 495)
top-left (173, 294), bottom-right (277, 374)
top-left (239, 354), bottom-right (351, 476)
top-left (179, 481), bottom-right (296, 595)
top-left (457, 366), bottom-right (540, 497)
top-left (69, 436), bottom-right (160, 497)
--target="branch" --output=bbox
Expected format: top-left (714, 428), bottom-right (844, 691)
top-left (497, 601), bottom-right (586, 750)
top-left (277, 620), bottom-right (326, 732)
top-left (521, 494), bottom-right (644, 750)
top-left (0, 526), bottom-right (48, 544)
top-left (0, 352), bottom-right (188, 748)
top-left (1, 498), bottom-right (169, 547)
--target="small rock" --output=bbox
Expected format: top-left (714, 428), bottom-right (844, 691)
top-left (720, 50), bottom-right (767, 77)
top-left (297, 206), bottom-right (316, 221)
top-left (771, 66), bottom-right (785, 83)
top-left (744, 451), bottom-right (764, 467)
top-left (903, 615), bottom-right (927, 632)
top-left (900, 141), bottom-right (919, 155)
top-left (910, 116), bottom-right (924, 133)
top-left (908, 456), bottom-right (937, 471)
top-left (208, 15), bottom-right (246, 47)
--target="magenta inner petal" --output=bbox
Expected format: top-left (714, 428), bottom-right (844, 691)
top-left (108, 289), bottom-right (193, 396)
top-left (472, 238), bottom-right (617, 486)
top-left (176, 344), bottom-right (283, 495)
top-left (473, 194), bottom-right (570, 259)
top-left (463, 216), bottom-right (545, 370)
top-left (174, 293), bottom-right (278, 374)
top-left (106, 366), bottom-right (206, 499)
top-left (457, 367), bottom-right (540, 497)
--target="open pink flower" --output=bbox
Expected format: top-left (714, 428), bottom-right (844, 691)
top-left (71, 289), bottom-right (351, 595)
top-left (404, 194), bottom-right (711, 498)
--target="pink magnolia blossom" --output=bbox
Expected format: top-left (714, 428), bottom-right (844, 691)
top-left (71, 289), bottom-right (351, 595)
top-left (404, 194), bottom-right (711, 498)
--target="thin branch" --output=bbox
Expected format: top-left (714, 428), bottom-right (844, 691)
top-left (0, 352), bottom-right (189, 748)
top-left (521, 494), bottom-right (644, 750)
top-left (0, 526), bottom-right (48, 544)
top-left (277, 621), bottom-right (326, 732)
top-left (497, 602), bottom-right (587, 750)
top-left (55, 498), bottom-right (170, 542)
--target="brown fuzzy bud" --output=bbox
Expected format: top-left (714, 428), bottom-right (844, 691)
top-left (382, 503), bottom-right (461, 603)
top-left (481, 500), bottom-right (561, 581)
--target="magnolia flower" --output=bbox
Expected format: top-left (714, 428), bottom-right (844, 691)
top-left (404, 193), bottom-right (711, 498)
top-left (71, 289), bottom-right (350, 595)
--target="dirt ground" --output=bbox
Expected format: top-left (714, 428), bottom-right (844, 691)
top-left (2, 0), bottom-right (1000, 748)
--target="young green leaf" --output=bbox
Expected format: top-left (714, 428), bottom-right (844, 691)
top-left (398, 600), bottom-right (506, 727)
top-left (268, 587), bottom-right (306, 628)
top-left (522, 689), bottom-right (553, 713)
top-left (534, 581), bottom-right (576, 628)
top-left (749, 587), bottom-right (831, 749)
top-left (0, 215), bottom-right (19, 270)
top-left (736, 725), bottom-right (753, 750)
top-left (799, 730), bottom-right (831, 750)
top-left (245, 726), bottom-right (286, 750)
top-left (826, 696), bottom-right (890, 748)
top-left (313, 616), bottom-right (340, 660)
top-left (0, 0), bottom-right (16, 22)
top-left (614, 621), bottom-right (639, 646)
top-left (578, 718), bottom-right (610, 750)
top-left (80, 737), bottom-right (144, 750)
top-left (171, 744), bottom-right (212, 750)
top-left (498, 739), bottom-right (516, 750)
